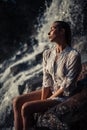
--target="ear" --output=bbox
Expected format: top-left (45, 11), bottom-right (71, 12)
top-left (60, 28), bottom-right (65, 35)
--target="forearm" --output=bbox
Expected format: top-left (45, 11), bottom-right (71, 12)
top-left (41, 87), bottom-right (45, 100)
top-left (41, 87), bottom-right (52, 100)
top-left (49, 87), bottom-right (64, 99)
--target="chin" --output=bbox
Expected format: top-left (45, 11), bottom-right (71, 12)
top-left (50, 39), bottom-right (55, 42)
top-left (49, 38), bottom-right (54, 42)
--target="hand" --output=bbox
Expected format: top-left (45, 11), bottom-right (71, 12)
top-left (47, 97), bottom-right (53, 100)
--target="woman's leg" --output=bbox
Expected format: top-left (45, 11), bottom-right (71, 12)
top-left (12, 89), bottom-right (42, 130)
top-left (21, 99), bottom-right (61, 130)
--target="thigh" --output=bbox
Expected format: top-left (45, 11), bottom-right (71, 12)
top-left (23, 99), bottom-right (61, 113)
top-left (13, 89), bottom-right (42, 107)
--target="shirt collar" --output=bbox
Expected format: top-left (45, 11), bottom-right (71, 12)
top-left (53, 45), bottom-right (70, 55)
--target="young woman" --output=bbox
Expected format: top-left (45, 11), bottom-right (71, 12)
top-left (13, 21), bottom-right (82, 130)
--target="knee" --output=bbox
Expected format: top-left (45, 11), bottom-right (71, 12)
top-left (13, 97), bottom-right (21, 110)
top-left (21, 103), bottom-right (32, 118)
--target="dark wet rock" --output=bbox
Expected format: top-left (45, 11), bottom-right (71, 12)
top-left (36, 87), bottom-right (87, 130)
top-left (10, 62), bottom-right (29, 76)
top-left (35, 52), bottom-right (43, 64)
top-left (36, 63), bottom-right (87, 130)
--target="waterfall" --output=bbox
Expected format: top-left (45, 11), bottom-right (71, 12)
top-left (36, 0), bottom-right (87, 62)
top-left (0, 0), bottom-right (87, 129)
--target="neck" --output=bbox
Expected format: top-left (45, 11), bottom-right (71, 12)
top-left (55, 42), bottom-right (67, 53)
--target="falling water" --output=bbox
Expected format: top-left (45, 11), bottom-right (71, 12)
top-left (0, 0), bottom-right (87, 129)
top-left (36, 0), bottom-right (87, 62)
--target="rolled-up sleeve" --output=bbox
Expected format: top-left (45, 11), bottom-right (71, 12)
top-left (60, 52), bottom-right (82, 91)
top-left (42, 51), bottom-right (53, 88)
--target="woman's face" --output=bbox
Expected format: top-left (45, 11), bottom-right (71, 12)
top-left (48, 22), bottom-right (60, 43)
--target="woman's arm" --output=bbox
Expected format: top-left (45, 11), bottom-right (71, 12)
top-left (42, 50), bottom-right (53, 87)
top-left (41, 87), bottom-right (52, 100)
top-left (41, 50), bottom-right (53, 100)
top-left (49, 52), bottom-right (82, 99)
top-left (60, 53), bottom-right (82, 92)
top-left (48, 87), bottom-right (64, 99)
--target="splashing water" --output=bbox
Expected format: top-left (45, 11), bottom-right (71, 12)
top-left (36, 0), bottom-right (87, 61)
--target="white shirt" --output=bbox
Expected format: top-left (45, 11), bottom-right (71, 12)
top-left (42, 46), bottom-right (82, 96)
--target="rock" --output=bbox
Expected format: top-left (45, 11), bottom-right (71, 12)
top-left (35, 52), bottom-right (43, 64)
top-left (36, 63), bottom-right (87, 130)
top-left (10, 62), bottom-right (29, 76)
top-left (37, 87), bottom-right (87, 130)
